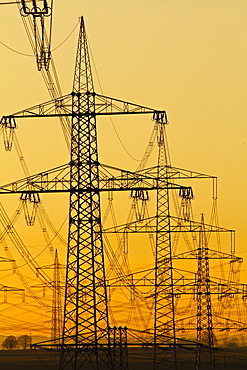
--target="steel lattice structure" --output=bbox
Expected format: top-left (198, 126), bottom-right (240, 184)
top-left (51, 249), bottom-right (62, 345)
top-left (1, 15), bottom-right (247, 370)
top-left (195, 215), bottom-right (215, 370)
top-left (154, 121), bottom-right (177, 369)
top-left (0, 17), bottom-right (175, 369)
top-left (60, 19), bottom-right (111, 369)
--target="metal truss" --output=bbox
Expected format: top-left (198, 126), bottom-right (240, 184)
top-left (195, 215), bottom-right (215, 370)
top-left (2, 15), bottom-right (246, 370)
top-left (0, 164), bottom-right (193, 195)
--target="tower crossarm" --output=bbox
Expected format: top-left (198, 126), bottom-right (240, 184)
top-left (108, 276), bottom-right (247, 298)
top-left (169, 216), bottom-right (235, 233)
top-left (0, 93), bottom-right (165, 121)
top-left (0, 94), bottom-right (72, 120)
top-left (103, 215), bottom-right (235, 234)
top-left (93, 93), bottom-right (165, 116)
top-left (175, 316), bottom-right (247, 332)
top-left (173, 248), bottom-right (242, 261)
top-left (165, 165), bottom-right (215, 179)
top-left (136, 165), bottom-right (215, 180)
top-left (0, 283), bottom-right (24, 292)
top-left (99, 164), bottom-right (191, 192)
top-left (0, 164), bottom-right (70, 194)
top-left (0, 163), bottom-right (192, 194)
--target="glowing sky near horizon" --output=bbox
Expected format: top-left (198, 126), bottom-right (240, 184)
top-left (0, 0), bottom-right (246, 337)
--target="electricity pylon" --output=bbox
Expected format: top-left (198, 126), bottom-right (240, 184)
top-left (51, 249), bottom-right (62, 345)
top-left (36, 249), bottom-right (63, 344)
top-left (3, 15), bottom-right (241, 370)
top-left (195, 214), bottom-right (215, 370)
top-left (0, 15), bottom-right (221, 368)
top-left (59, 17), bottom-right (111, 369)
top-left (154, 119), bottom-right (177, 370)
top-left (0, 16), bottom-right (174, 369)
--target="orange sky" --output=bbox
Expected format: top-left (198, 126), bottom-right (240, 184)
top-left (0, 0), bottom-right (246, 339)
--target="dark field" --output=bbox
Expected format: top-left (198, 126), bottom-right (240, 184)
top-left (1, 347), bottom-right (247, 370)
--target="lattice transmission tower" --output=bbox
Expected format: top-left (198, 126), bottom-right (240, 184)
top-left (2, 14), bottom-right (247, 370)
top-left (0, 16), bottom-right (183, 369)
top-left (195, 214), bottom-right (215, 370)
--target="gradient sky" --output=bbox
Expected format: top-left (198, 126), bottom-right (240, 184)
top-left (0, 0), bottom-right (246, 337)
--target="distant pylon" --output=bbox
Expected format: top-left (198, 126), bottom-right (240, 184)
top-left (51, 249), bottom-right (62, 345)
top-left (195, 214), bottom-right (215, 370)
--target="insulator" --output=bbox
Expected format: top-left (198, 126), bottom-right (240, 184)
top-left (152, 110), bottom-right (168, 124)
top-left (3, 128), bottom-right (14, 151)
top-left (37, 47), bottom-right (51, 70)
top-left (179, 186), bottom-right (194, 199)
top-left (20, 1), bottom-right (29, 16)
top-left (20, 192), bottom-right (41, 226)
top-left (29, 192), bottom-right (41, 204)
top-left (141, 190), bottom-right (149, 201)
top-left (20, 1), bottom-right (51, 16)
top-left (1, 116), bottom-right (17, 151)
top-left (130, 189), bottom-right (149, 201)
top-left (0, 116), bottom-right (16, 129)
top-left (20, 192), bottom-right (41, 204)
top-left (130, 189), bottom-right (139, 199)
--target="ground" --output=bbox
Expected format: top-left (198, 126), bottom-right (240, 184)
top-left (0, 347), bottom-right (247, 369)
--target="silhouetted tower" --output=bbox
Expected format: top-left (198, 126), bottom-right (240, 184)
top-left (109, 326), bottom-right (128, 370)
top-left (51, 249), bottom-right (62, 344)
top-left (2, 13), bottom-right (247, 370)
top-left (154, 117), bottom-right (177, 370)
top-left (195, 214), bottom-right (215, 370)
top-left (0, 15), bottom-right (183, 370)
top-left (59, 17), bottom-right (111, 369)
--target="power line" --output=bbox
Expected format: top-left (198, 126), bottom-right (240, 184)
top-left (0, 40), bottom-right (33, 56)
top-left (0, 0), bottom-right (41, 4)
top-left (52, 20), bottom-right (79, 51)
top-left (88, 39), bottom-right (142, 162)
top-left (0, 20), bottom-right (79, 56)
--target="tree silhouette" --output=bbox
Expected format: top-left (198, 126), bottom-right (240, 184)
top-left (2, 335), bottom-right (18, 350)
top-left (18, 335), bottom-right (31, 350)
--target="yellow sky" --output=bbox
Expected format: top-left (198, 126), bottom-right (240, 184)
top-left (0, 0), bottom-right (247, 339)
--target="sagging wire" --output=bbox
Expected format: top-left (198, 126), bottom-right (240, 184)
top-left (14, 0), bottom-right (72, 150)
top-left (0, 19), bottom-right (79, 55)
top-left (0, 40), bottom-right (34, 56)
top-left (0, 209), bottom-right (67, 273)
top-left (88, 39), bottom-right (143, 162)
top-left (52, 19), bottom-right (79, 52)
